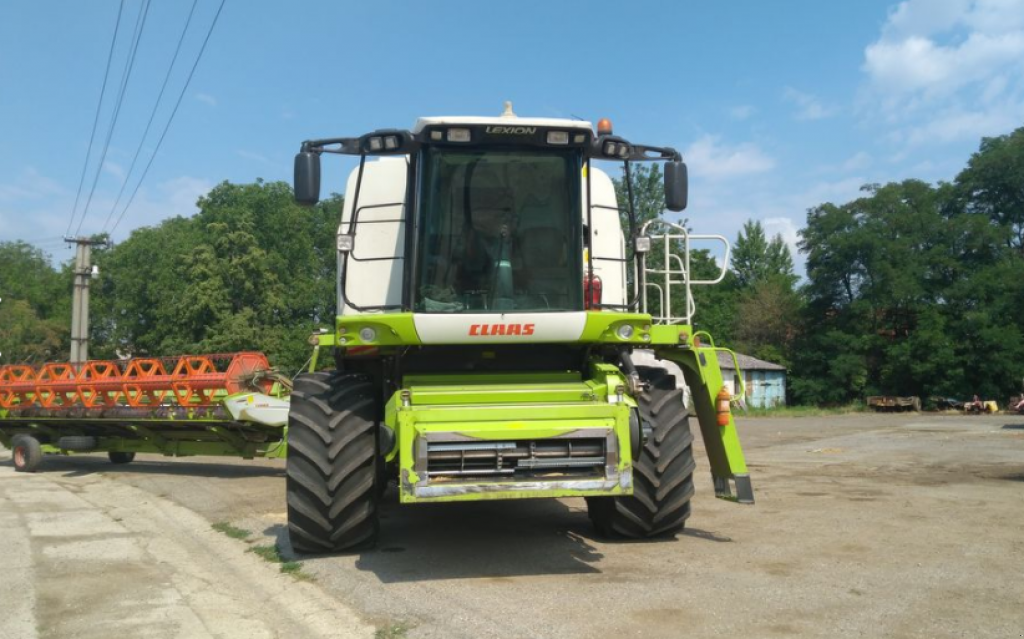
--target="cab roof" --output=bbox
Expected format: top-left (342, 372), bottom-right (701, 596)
top-left (412, 115), bottom-right (594, 134)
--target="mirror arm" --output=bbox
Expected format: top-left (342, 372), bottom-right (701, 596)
top-left (301, 137), bottom-right (361, 155)
top-left (627, 144), bottom-right (681, 162)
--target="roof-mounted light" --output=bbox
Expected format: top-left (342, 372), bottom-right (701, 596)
top-left (547, 131), bottom-right (569, 145)
top-left (447, 128), bottom-right (471, 143)
top-left (597, 118), bottom-right (613, 135)
top-left (359, 129), bottom-right (415, 155)
top-left (595, 135), bottom-right (632, 160)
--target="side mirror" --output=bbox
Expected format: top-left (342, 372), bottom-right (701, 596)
top-left (665, 160), bottom-right (688, 212)
top-left (294, 151), bottom-right (321, 206)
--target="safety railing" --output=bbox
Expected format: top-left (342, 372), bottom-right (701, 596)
top-left (634, 220), bottom-right (730, 325)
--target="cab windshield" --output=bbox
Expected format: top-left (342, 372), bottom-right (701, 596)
top-left (414, 148), bottom-right (583, 313)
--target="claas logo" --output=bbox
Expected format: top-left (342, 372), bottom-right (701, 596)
top-left (468, 323), bottom-right (536, 336)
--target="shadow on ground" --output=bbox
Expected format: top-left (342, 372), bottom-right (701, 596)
top-left (269, 488), bottom-right (729, 583)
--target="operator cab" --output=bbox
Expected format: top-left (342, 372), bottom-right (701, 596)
top-left (293, 103), bottom-right (688, 320)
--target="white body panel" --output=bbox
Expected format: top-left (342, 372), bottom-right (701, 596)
top-left (338, 160), bottom-right (627, 315)
top-left (414, 312), bottom-right (588, 344)
top-left (224, 393), bottom-right (290, 427)
top-left (339, 158), bottom-right (407, 315)
top-left (587, 167), bottom-right (627, 308)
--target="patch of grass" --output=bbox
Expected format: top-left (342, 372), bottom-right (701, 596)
top-left (375, 621), bottom-right (412, 639)
top-left (739, 403), bottom-right (868, 418)
top-left (248, 544), bottom-right (282, 561)
top-left (247, 543), bottom-right (316, 581)
top-left (211, 522), bottom-right (251, 539)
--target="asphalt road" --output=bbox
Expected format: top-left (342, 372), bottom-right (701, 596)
top-left (3, 412), bottom-right (1023, 638)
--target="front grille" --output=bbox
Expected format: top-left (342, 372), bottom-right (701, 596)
top-left (425, 438), bottom-right (607, 479)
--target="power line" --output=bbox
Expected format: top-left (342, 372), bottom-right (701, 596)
top-left (65, 0), bottom-right (126, 238)
top-left (110, 0), bottom-right (227, 236)
top-left (102, 0), bottom-right (200, 234)
top-left (75, 0), bottom-right (152, 237)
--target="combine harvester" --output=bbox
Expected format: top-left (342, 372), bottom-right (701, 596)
top-left (285, 103), bottom-right (754, 552)
top-left (0, 352), bottom-right (290, 472)
top-left (2, 104), bottom-right (755, 552)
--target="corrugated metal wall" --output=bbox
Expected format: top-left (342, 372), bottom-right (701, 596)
top-left (722, 369), bottom-right (787, 408)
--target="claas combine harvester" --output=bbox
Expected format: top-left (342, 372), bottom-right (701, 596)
top-left (285, 104), bottom-right (754, 552)
top-left (0, 104), bottom-right (754, 553)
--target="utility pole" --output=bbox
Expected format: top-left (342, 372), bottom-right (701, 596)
top-left (66, 237), bottom-right (106, 366)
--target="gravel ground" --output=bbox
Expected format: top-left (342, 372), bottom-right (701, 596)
top-left (2, 412), bottom-right (1023, 638)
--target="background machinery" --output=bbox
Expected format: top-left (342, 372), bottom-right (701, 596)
top-left (0, 352), bottom-right (290, 471)
top-left (287, 104), bottom-right (753, 553)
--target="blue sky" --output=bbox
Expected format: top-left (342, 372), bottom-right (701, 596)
top-left (2, 0), bottom-right (1024, 270)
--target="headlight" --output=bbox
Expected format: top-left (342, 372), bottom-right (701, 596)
top-left (616, 324), bottom-right (635, 340)
top-left (358, 327), bottom-right (377, 342)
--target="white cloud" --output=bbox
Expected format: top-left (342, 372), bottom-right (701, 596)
top-left (861, 0), bottom-right (1024, 147)
top-left (864, 31), bottom-right (1024, 98)
top-left (195, 93), bottom-right (217, 107)
top-left (783, 87), bottom-right (839, 120)
top-left (0, 167), bottom-right (212, 247)
top-left (904, 102), bottom-right (1024, 145)
top-left (762, 216), bottom-right (802, 258)
top-left (684, 135), bottom-right (775, 181)
top-left (729, 105), bottom-right (756, 120)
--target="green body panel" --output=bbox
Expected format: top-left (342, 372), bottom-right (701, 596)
top-left (655, 342), bottom-right (753, 503)
top-left (330, 311), bottom-right (752, 504)
top-left (383, 369), bottom-right (635, 504)
top-left (337, 313), bottom-right (420, 347)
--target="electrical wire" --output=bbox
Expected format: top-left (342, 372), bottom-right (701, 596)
top-left (75, 0), bottom-right (152, 236)
top-left (109, 0), bottom-right (227, 236)
top-left (65, 0), bottom-right (126, 239)
top-left (101, 0), bottom-right (200, 234)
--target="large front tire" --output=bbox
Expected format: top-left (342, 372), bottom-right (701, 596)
top-left (587, 367), bottom-right (696, 538)
top-left (286, 372), bottom-right (380, 554)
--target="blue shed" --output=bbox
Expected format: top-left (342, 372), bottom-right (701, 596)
top-left (718, 352), bottom-right (787, 408)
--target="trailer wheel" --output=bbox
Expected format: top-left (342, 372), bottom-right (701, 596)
top-left (11, 435), bottom-right (43, 473)
top-left (286, 371), bottom-right (379, 554)
top-left (58, 436), bottom-right (98, 451)
top-left (108, 451), bottom-right (136, 464)
top-left (587, 367), bottom-right (696, 539)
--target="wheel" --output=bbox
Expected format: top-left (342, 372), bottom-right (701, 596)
top-left (58, 436), bottom-right (98, 451)
top-left (11, 435), bottom-right (43, 473)
top-left (108, 451), bottom-right (136, 464)
top-left (587, 367), bottom-right (696, 539)
top-left (286, 371), bottom-right (380, 554)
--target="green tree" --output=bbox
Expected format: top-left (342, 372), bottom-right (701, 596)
top-left (730, 220), bottom-right (797, 290)
top-left (0, 298), bottom-right (64, 364)
top-left (0, 241), bottom-right (69, 363)
top-left (955, 127), bottom-right (1024, 251)
top-left (90, 180), bottom-right (340, 372)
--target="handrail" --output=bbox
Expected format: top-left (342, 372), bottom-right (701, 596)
top-left (635, 220), bottom-right (732, 324)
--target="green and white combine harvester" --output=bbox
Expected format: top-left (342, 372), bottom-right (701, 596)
top-left (286, 104), bottom-right (753, 553)
top-left (0, 105), bottom-right (752, 553)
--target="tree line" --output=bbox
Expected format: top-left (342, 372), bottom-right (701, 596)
top-left (2, 126), bottom-right (1022, 403)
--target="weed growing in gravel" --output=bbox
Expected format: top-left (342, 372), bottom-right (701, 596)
top-left (211, 522), bottom-right (251, 539)
top-left (247, 543), bottom-right (316, 581)
top-left (375, 621), bottom-right (412, 639)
